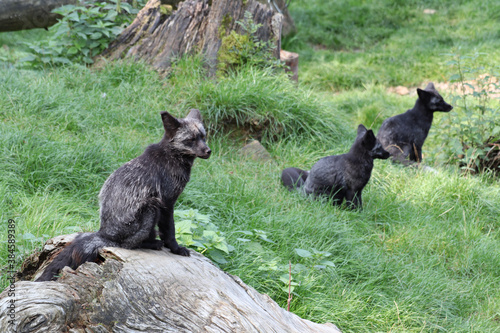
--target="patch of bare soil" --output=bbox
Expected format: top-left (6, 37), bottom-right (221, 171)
top-left (388, 74), bottom-right (500, 98)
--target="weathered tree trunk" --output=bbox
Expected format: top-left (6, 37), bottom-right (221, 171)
top-left (0, 233), bottom-right (341, 332)
top-left (98, 0), bottom-right (282, 75)
top-left (0, 0), bottom-right (78, 32)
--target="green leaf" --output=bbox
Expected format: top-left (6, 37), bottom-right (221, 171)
top-left (319, 260), bottom-right (336, 267)
top-left (105, 11), bottom-right (118, 21)
top-left (22, 233), bottom-right (36, 240)
top-left (19, 54), bottom-right (37, 62)
top-left (76, 32), bottom-right (88, 40)
top-left (237, 230), bottom-right (253, 236)
top-left (67, 47), bottom-right (79, 55)
top-left (244, 241), bottom-right (265, 253)
top-left (279, 275), bottom-right (291, 284)
top-left (67, 12), bottom-right (80, 22)
top-left (202, 230), bottom-right (217, 239)
top-left (90, 32), bottom-right (103, 39)
top-left (281, 286), bottom-right (295, 293)
top-left (53, 57), bottom-right (72, 64)
top-left (89, 7), bottom-right (102, 14)
top-left (208, 250), bottom-right (228, 264)
top-left (178, 233), bottom-right (194, 246)
top-left (176, 220), bottom-right (195, 234)
top-left (214, 242), bottom-right (229, 254)
top-left (295, 248), bottom-right (312, 258)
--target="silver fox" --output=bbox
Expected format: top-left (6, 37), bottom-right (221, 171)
top-left (37, 109), bottom-right (211, 281)
top-left (281, 124), bottom-right (390, 210)
top-left (377, 82), bottom-right (453, 164)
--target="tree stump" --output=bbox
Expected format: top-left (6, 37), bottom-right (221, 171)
top-left (98, 0), bottom-right (282, 75)
top-left (0, 233), bottom-right (341, 332)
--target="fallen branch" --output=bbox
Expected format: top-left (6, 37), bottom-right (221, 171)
top-left (0, 233), bottom-right (341, 332)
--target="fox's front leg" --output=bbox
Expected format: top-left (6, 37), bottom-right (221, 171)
top-left (159, 205), bottom-right (190, 256)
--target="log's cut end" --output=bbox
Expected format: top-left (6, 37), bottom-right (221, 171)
top-left (280, 49), bottom-right (299, 82)
top-left (1, 235), bottom-right (341, 332)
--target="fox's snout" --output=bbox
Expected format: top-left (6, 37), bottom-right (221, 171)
top-left (198, 145), bottom-right (212, 159)
top-left (443, 103), bottom-right (453, 112)
top-left (372, 142), bottom-right (391, 160)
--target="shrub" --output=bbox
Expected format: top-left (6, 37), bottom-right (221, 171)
top-left (437, 52), bottom-right (500, 174)
top-left (21, 0), bottom-right (143, 67)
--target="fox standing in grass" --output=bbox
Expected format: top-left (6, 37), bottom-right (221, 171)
top-left (37, 109), bottom-right (211, 281)
top-left (377, 82), bottom-right (453, 164)
top-left (281, 124), bottom-right (390, 210)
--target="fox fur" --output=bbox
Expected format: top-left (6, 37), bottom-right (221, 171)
top-left (36, 109), bottom-right (211, 281)
top-left (377, 82), bottom-right (453, 164)
top-left (281, 124), bottom-right (390, 210)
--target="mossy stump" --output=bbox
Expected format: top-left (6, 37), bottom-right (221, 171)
top-left (97, 0), bottom-right (282, 75)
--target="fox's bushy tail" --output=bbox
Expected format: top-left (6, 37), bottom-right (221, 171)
top-left (281, 167), bottom-right (309, 191)
top-left (36, 232), bottom-right (115, 282)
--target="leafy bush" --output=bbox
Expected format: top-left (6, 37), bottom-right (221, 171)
top-left (22, 0), bottom-right (142, 67)
top-left (436, 52), bottom-right (500, 174)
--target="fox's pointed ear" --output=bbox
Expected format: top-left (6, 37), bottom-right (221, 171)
top-left (186, 108), bottom-right (203, 122)
top-left (362, 129), bottom-right (376, 148)
top-left (425, 82), bottom-right (436, 91)
top-left (417, 88), bottom-right (431, 102)
top-left (160, 111), bottom-right (181, 140)
top-left (357, 124), bottom-right (368, 136)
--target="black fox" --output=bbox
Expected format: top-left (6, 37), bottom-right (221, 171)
top-left (281, 124), bottom-right (390, 210)
top-left (36, 109), bottom-right (211, 282)
top-left (377, 82), bottom-right (453, 164)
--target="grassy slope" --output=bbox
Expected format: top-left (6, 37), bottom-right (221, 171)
top-left (285, 0), bottom-right (500, 91)
top-left (1, 0), bottom-right (500, 332)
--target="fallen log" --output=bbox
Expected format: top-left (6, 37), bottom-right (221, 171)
top-left (0, 233), bottom-right (341, 332)
top-left (0, 0), bottom-right (77, 32)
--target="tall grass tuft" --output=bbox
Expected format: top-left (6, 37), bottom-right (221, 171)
top-left (166, 56), bottom-right (347, 143)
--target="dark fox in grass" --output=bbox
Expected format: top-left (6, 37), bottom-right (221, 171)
top-left (36, 109), bottom-right (211, 282)
top-left (377, 82), bottom-right (453, 164)
top-left (281, 124), bottom-right (390, 210)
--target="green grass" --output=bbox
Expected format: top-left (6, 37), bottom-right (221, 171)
top-left (284, 0), bottom-right (500, 90)
top-left (1, 0), bottom-right (500, 331)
